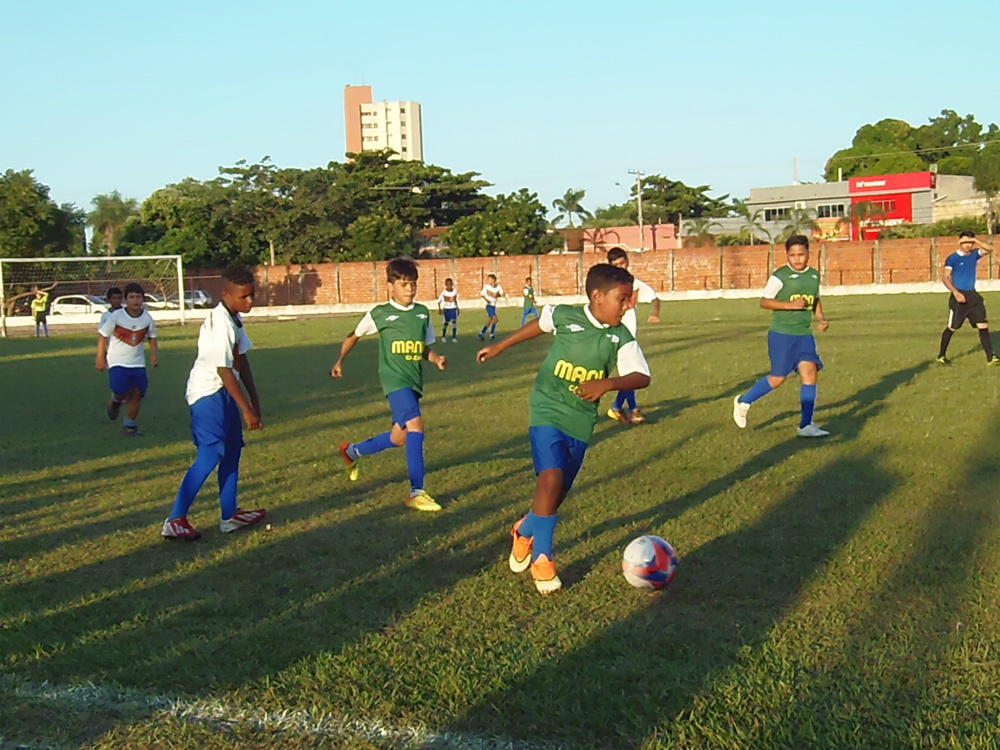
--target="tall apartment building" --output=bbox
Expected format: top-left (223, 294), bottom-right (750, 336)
top-left (343, 85), bottom-right (423, 162)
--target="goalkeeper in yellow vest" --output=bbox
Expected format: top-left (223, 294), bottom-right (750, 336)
top-left (332, 258), bottom-right (447, 511)
top-left (733, 234), bottom-right (830, 437)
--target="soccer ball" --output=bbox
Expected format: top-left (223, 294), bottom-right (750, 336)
top-left (622, 535), bottom-right (678, 591)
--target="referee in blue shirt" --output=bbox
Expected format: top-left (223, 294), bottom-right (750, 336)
top-left (938, 230), bottom-right (998, 365)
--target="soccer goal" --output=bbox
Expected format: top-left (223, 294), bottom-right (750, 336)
top-left (0, 255), bottom-right (185, 337)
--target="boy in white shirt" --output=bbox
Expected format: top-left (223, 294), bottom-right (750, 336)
top-left (95, 283), bottom-right (158, 436)
top-left (478, 274), bottom-right (504, 341)
top-left (437, 277), bottom-right (459, 342)
top-left (161, 265), bottom-right (266, 541)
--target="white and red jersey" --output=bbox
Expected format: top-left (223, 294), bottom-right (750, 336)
top-left (98, 308), bottom-right (157, 368)
top-left (185, 303), bottom-right (252, 405)
top-left (437, 289), bottom-right (459, 309)
top-left (622, 278), bottom-right (657, 336)
top-left (481, 284), bottom-right (503, 305)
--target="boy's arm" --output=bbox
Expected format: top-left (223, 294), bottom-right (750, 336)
top-left (814, 299), bottom-right (829, 332)
top-left (649, 297), bottom-right (661, 323)
top-left (149, 336), bottom-right (159, 367)
top-left (95, 335), bottom-right (109, 370)
top-left (331, 333), bottom-right (360, 377)
top-left (477, 319), bottom-right (545, 363)
top-left (219, 366), bottom-right (261, 430)
top-left (238, 353), bottom-right (261, 417)
top-left (575, 341), bottom-right (651, 401)
top-left (977, 238), bottom-right (994, 254)
top-left (941, 267), bottom-right (965, 302)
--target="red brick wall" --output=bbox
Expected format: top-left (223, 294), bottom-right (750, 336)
top-left (184, 237), bottom-right (993, 307)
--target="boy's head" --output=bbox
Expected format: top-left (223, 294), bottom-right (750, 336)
top-left (585, 263), bottom-right (634, 327)
top-left (959, 230), bottom-right (976, 250)
top-left (444, 277), bottom-right (454, 290)
top-left (607, 246), bottom-right (629, 269)
top-left (784, 234), bottom-right (810, 271)
top-left (221, 264), bottom-right (256, 314)
top-left (123, 282), bottom-right (145, 312)
top-left (487, 273), bottom-right (497, 284)
top-left (386, 258), bottom-right (418, 306)
top-left (106, 286), bottom-right (123, 309)
top-left (33, 286), bottom-right (43, 296)
top-left (525, 276), bottom-right (532, 284)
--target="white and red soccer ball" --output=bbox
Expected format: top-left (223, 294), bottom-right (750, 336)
top-left (622, 535), bottom-right (678, 590)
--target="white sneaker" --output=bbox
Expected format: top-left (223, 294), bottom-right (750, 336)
top-left (797, 423), bottom-right (830, 438)
top-left (733, 396), bottom-right (750, 428)
top-left (220, 507), bottom-right (267, 532)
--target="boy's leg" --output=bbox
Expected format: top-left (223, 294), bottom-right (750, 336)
top-left (734, 332), bottom-right (791, 428)
top-left (490, 317), bottom-right (497, 338)
top-left (122, 370), bottom-right (148, 436)
top-left (978, 325), bottom-right (996, 362)
top-left (170, 445), bottom-right (221, 521)
top-left (218, 444), bottom-right (241, 521)
top-left (42, 319), bottom-right (48, 337)
top-left (938, 328), bottom-right (955, 360)
top-left (796, 352), bottom-right (828, 437)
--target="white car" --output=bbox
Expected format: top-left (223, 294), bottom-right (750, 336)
top-left (166, 290), bottom-right (213, 309)
top-left (49, 294), bottom-right (111, 315)
top-left (144, 293), bottom-right (169, 310)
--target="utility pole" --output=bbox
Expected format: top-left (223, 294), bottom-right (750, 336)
top-left (628, 170), bottom-right (645, 250)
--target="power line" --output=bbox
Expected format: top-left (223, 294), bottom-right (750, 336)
top-left (828, 138), bottom-right (1000, 163)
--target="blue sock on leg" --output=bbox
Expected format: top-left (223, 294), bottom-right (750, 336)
top-left (353, 431), bottom-right (396, 457)
top-left (490, 322), bottom-right (497, 336)
top-left (480, 324), bottom-right (488, 336)
top-left (218, 445), bottom-right (241, 520)
top-left (405, 432), bottom-right (425, 493)
top-left (528, 513), bottom-right (558, 562)
top-left (170, 446), bottom-right (222, 520)
top-left (740, 376), bottom-right (774, 405)
top-left (613, 391), bottom-right (627, 411)
top-left (800, 384), bottom-right (816, 428)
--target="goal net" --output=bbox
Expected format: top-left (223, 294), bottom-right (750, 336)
top-left (0, 255), bottom-right (185, 337)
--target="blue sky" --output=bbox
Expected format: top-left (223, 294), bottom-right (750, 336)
top-left (3, 0), bottom-right (996, 219)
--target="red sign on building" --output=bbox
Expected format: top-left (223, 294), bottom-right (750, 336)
top-left (847, 171), bottom-right (934, 239)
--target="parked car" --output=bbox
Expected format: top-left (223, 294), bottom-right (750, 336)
top-left (166, 290), bottom-right (213, 309)
top-left (50, 295), bottom-right (111, 315)
top-left (144, 293), bottom-right (168, 310)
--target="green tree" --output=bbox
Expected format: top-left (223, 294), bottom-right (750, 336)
top-left (551, 188), bottom-right (592, 227)
top-left (445, 189), bottom-right (562, 257)
top-left (343, 211), bottom-right (415, 260)
top-left (88, 190), bottom-right (138, 255)
top-left (972, 141), bottom-right (1000, 234)
top-left (0, 169), bottom-right (86, 258)
top-left (732, 199), bottom-right (771, 245)
top-left (781, 208), bottom-right (820, 239)
top-left (682, 217), bottom-right (721, 247)
top-left (837, 201), bottom-right (886, 241)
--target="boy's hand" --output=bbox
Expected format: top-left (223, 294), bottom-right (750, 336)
top-left (429, 351), bottom-right (447, 370)
top-left (817, 318), bottom-right (829, 332)
top-left (150, 354), bottom-right (159, 367)
top-left (953, 291), bottom-right (967, 304)
top-left (243, 407), bottom-right (262, 431)
top-left (95, 358), bottom-right (107, 372)
top-left (476, 344), bottom-right (501, 363)
top-left (331, 362), bottom-right (343, 378)
top-left (647, 314), bottom-right (660, 324)
top-left (789, 297), bottom-right (809, 310)
top-left (572, 380), bottom-right (611, 402)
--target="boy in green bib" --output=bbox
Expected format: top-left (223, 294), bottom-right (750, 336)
top-left (477, 263), bottom-right (651, 594)
top-left (332, 258), bottom-right (447, 511)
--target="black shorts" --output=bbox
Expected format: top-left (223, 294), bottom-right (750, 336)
top-left (948, 290), bottom-right (987, 328)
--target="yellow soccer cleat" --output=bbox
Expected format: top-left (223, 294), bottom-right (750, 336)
top-left (339, 441), bottom-right (360, 482)
top-left (406, 490), bottom-right (442, 512)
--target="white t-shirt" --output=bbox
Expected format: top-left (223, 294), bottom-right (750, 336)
top-left (538, 304), bottom-right (650, 377)
top-left (98, 308), bottom-right (157, 368)
top-left (98, 307), bottom-right (122, 332)
top-left (437, 289), bottom-right (459, 310)
top-left (622, 278), bottom-right (658, 336)
top-left (481, 284), bottom-right (503, 305)
top-left (185, 303), bottom-right (253, 405)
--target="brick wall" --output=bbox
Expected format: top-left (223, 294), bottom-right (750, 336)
top-left (184, 236), bottom-right (995, 307)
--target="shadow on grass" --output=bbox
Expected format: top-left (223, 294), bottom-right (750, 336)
top-left (452, 451), bottom-right (896, 749)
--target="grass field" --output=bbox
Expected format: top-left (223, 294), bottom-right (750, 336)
top-left (2, 294), bottom-right (1000, 750)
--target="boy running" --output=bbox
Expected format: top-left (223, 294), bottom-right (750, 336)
top-left (937, 230), bottom-right (997, 365)
top-left (732, 234), bottom-right (829, 437)
top-left (478, 274), bottom-right (503, 340)
top-left (334, 258), bottom-right (447, 512)
top-left (521, 276), bottom-right (539, 326)
top-left (161, 265), bottom-right (266, 541)
top-left (477, 263), bottom-right (651, 594)
top-left (96, 282), bottom-right (158, 437)
top-left (437, 277), bottom-right (459, 342)
top-left (606, 247), bottom-right (661, 425)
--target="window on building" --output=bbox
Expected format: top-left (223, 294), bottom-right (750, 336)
top-left (402, 147), bottom-right (408, 153)
top-left (869, 200), bottom-right (896, 214)
top-left (764, 207), bottom-right (790, 222)
top-left (401, 134), bottom-right (407, 140)
top-left (816, 204), bottom-right (845, 218)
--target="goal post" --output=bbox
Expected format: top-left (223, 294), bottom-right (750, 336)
top-left (0, 255), bottom-right (185, 337)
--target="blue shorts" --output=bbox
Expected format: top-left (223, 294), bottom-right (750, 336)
top-left (443, 308), bottom-right (458, 323)
top-left (387, 387), bottom-right (422, 427)
top-left (767, 331), bottom-right (824, 377)
top-left (529, 426), bottom-right (589, 492)
top-left (190, 389), bottom-right (243, 453)
top-left (109, 366), bottom-right (148, 397)
top-left (522, 307), bottom-right (538, 318)
top-left (485, 305), bottom-right (497, 318)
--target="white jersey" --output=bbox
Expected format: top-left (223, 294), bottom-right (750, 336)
top-left (98, 308), bottom-right (157, 368)
top-left (185, 303), bottom-right (252, 405)
top-left (98, 307), bottom-right (122, 332)
top-left (437, 289), bottom-right (459, 310)
top-left (622, 278), bottom-right (657, 336)
top-left (481, 284), bottom-right (503, 305)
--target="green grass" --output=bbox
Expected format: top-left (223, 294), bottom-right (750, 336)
top-left (2, 295), bottom-right (1000, 749)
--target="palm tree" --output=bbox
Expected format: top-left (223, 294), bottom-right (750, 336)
top-left (88, 191), bottom-right (138, 255)
top-left (551, 189), bottom-right (593, 228)
top-left (684, 217), bottom-right (721, 247)
top-left (732, 199), bottom-right (771, 245)
top-left (781, 207), bottom-right (820, 239)
top-left (837, 201), bottom-right (886, 241)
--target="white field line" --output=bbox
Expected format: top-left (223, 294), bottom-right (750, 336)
top-left (3, 678), bottom-right (562, 750)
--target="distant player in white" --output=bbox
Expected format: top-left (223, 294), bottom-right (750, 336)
top-left (478, 274), bottom-right (504, 340)
top-left (95, 282), bottom-right (158, 436)
top-left (437, 277), bottom-right (460, 342)
top-left (607, 247), bottom-right (660, 424)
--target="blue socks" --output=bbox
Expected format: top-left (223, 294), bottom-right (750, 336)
top-left (353, 431), bottom-right (395, 456)
top-left (613, 390), bottom-right (637, 411)
top-left (800, 384), bottom-right (816, 428)
top-left (490, 322), bottom-right (497, 336)
top-left (170, 445), bottom-right (224, 520)
top-left (405, 432), bottom-right (425, 493)
top-left (123, 417), bottom-right (137, 428)
top-left (739, 376), bottom-right (773, 405)
top-left (517, 511), bottom-right (557, 562)
top-left (480, 324), bottom-right (489, 336)
top-left (218, 445), bottom-right (241, 519)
